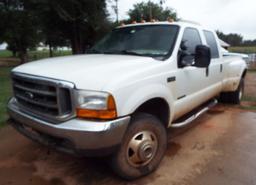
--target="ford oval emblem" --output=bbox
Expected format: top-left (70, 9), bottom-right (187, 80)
top-left (25, 92), bottom-right (34, 99)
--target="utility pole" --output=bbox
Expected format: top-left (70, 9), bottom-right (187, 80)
top-left (149, 1), bottom-right (152, 21)
top-left (114, 0), bottom-right (119, 23)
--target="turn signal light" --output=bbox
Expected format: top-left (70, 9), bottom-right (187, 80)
top-left (76, 109), bottom-right (117, 120)
top-left (77, 95), bottom-right (117, 120)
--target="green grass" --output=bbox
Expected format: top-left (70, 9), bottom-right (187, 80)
top-left (240, 106), bottom-right (256, 111)
top-left (0, 67), bottom-right (12, 127)
top-left (28, 50), bottom-right (72, 61)
top-left (242, 96), bottom-right (256, 102)
top-left (229, 46), bottom-right (256, 54)
top-left (0, 50), bottom-right (12, 58)
top-left (0, 50), bottom-right (72, 62)
top-left (248, 69), bottom-right (256, 73)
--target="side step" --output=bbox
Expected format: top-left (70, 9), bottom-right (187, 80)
top-left (170, 99), bottom-right (218, 128)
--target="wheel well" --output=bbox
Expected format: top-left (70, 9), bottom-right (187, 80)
top-left (133, 98), bottom-right (170, 128)
top-left (242, 70), bottom-right (247, 79)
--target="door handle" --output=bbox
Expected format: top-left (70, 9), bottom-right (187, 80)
top-left (220, 64), bottom-right (223, 73)
top-left (206, 67), bottom-right (209, 77)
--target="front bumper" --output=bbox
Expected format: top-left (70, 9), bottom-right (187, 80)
top-left (7, 98), bottom-right (130, 156)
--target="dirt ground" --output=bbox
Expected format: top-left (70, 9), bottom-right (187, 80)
top-left (0, 58), bottom-right (20, 67)
top-left (0, 73), bottom-right (255, 185)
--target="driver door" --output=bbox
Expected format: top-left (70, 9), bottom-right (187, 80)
top-left (174, 27), bottom-right (209, 119)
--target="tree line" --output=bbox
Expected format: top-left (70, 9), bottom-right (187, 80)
top-left (8, 1), bottom-right (256, 62)
top-left (216, 30), bottom-right (256, 47)
top-left (0, 0), bottom-right (178, 63)
top-left (0, 0), bottom-right (111, 63)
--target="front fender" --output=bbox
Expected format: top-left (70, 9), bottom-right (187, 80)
top-left (116, 83), bottom-right (175, 124)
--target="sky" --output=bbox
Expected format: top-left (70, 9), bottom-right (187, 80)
top-left (108, 0), bottom-right (256, 40)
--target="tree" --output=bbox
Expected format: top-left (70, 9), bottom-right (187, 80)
top-left (216, 30), bottom-right (243, 46)
top-left (111, 0), bottom-right (119, 23)
top-left (128, 1), bottom-right (177, 22)
top-left (0, 0), bottom-right (41, 63)
top-left (43, 0), bottom-right (111, 54)
top-left (0, 0), bottom-right (111, 61)
top-left (28, 0), bottom-right (69, 57)
top-left (243, 39), bottom-right (256, 46)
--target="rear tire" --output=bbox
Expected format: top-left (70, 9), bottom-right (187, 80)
top-left (110, 113), bottom-right (167, 180)
top-left (219, 78), bottom-right (244, 104)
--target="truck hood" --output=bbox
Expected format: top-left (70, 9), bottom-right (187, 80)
top-left (13, 54), bottom-right (158, 91)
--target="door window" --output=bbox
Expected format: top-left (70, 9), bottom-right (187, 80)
top-left (180, 28), bottom-right (202, 54)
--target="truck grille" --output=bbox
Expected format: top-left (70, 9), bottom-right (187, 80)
top-left (12, 73), bottom-right (75, 123)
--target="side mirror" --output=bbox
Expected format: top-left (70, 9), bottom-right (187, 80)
top-left (194, 45), bottom-right (211, 68)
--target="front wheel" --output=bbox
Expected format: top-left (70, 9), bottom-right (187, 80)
top-left (110, 113), bottom-right (167, 180)
top-left (219, 78), bottom-right (244, 104)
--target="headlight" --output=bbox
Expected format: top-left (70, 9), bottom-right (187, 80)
top-left (75, 90), bottom-right (117, 120)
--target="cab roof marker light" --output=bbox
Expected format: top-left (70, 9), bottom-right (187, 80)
top-left (167, 18), bottom-right (174, 23)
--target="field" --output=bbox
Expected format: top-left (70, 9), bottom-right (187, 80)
top-left (229, 46), bottom-right (256, 54)
top-left (0, 50), bottom-right (12, 58)
top-left (0, 50), bottom-right (72, 62)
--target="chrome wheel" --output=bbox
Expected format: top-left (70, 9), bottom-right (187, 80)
top-left (111, 113), bottom-right (167, 179)
top-left (126, 131), bottom-right (158, 167)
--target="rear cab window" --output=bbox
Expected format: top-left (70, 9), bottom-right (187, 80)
top-left (203, 30), bottom-right (220, 59)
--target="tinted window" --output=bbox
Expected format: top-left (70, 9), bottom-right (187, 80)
top-left (180, 28), bottom-right (202, 54)
top-left (203, 31), bottom-right (219, 59)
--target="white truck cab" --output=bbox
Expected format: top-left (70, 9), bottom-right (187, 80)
top-left (8, 21), bottom-right (247, 179)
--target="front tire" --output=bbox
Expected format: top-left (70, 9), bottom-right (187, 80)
top-left (219, 78), bottom-right (244, 104)
top-left (111, 113), bottom-right (167, 180)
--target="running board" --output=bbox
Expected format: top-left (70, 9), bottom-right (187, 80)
top-left (170, 99), bottom-right (218, 128)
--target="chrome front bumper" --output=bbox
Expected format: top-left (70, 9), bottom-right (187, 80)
top-left (7, 98), bottom-right (130, 156)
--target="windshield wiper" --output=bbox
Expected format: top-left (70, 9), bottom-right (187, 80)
top-left (87, 48), bottom-right (102, 54)
top-left (103, 50), bottom-right (146, 57)
top-left (92, 49), bottom-right (164, 59)
top-left (120, 50), bottom-right (165, 59)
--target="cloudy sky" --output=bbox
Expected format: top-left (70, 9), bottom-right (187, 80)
top-left (109, 0), bottom-right (256, 40)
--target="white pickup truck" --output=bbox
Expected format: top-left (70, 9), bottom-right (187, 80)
top-left (8, 21), bottom-right (247, 179)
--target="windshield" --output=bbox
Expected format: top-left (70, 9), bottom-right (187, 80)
top-left (90, 25), bottom-right (179, 60)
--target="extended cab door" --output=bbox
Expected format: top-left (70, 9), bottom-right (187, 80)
top-left (202, 30), bottom-right (224, 92)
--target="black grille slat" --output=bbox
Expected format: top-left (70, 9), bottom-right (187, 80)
top-left (13, 78), bottom-right (56, 93)
top-left (16, 94), bottom-right (58, 109)
top-left (14, 84), bottom-right (56, 97)
top-left (17, 98), bottom-right (59, 116)
top-left (12, 73), bottom-right (73, 122)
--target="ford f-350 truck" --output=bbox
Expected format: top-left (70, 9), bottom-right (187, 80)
top-left (7, 21), bottom-right (247, 179)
